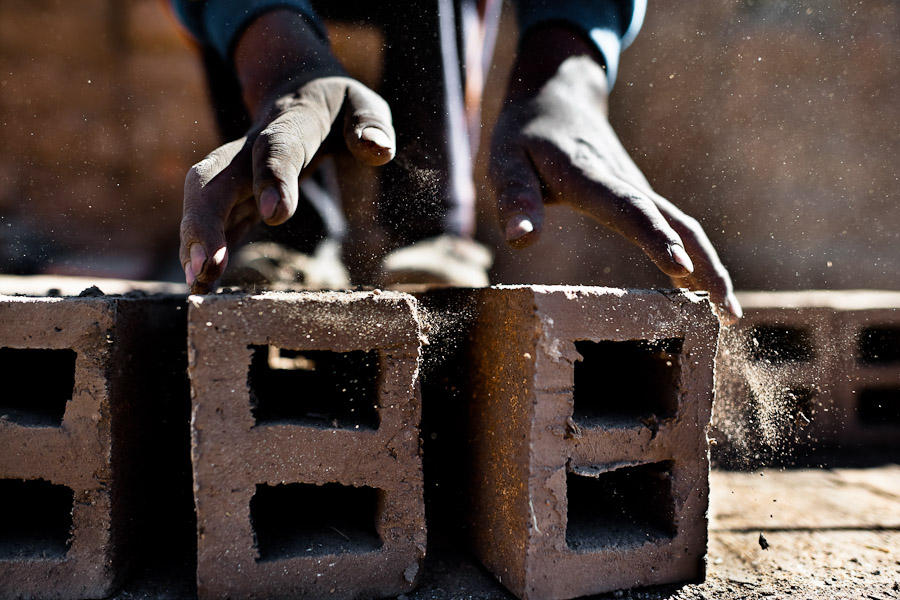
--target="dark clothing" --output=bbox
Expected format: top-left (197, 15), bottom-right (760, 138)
top-left (171, 0), bottom-right (644, 87)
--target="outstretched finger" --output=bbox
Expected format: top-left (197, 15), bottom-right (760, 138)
top-left (342, 83), bottom-right (396, 167)
top-left (554, 164), bottom-right (694, 278)
top-left (489, 145), bottom-right (545, 248)
top-left (180, 138), bottom-right (254, 293)
top-left (653, 195), bottom-right (742, 323)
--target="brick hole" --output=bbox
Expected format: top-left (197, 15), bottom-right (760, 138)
top-left (573, 339), bottom-right (682, 428)
top-left (565, 462), bottom-right (676, 553)
top-left (0, 479), bottom-right (73, 559)
top-left (0, 348), bottom-right (75, 427)
top-left (857, 326), bottom-right (900, 365)
top-left (746, 325), bottom-right (814, 363)
top-left (857, 388), bottom-right (900, 424)
top-left (250, 482), bottom-right (383, 561)
top-left (248, 346), bottom-right (379, 430)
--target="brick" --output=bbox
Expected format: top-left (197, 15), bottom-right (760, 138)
top-left (0, 294), bottom-right (182, 600)
top-left (419, 286), bottom-right (718, 600)
top-left (718, 291), bottom-right (900, 450)
top-left (187, 291), bottom-right (426, 600)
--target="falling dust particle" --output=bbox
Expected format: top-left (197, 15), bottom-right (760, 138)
top-left (712, 323), bottom-right (824, 468)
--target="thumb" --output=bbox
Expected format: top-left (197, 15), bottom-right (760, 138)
top-left (342, 83), bottom-right (396, 166)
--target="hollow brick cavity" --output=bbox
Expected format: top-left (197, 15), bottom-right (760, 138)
top-left (857, 388), bottom-right (900, 424)
top-left (248, 345), bottom-right (380, 430)
top-left (0, 479), bottom-right (74, 560)
top-left (0, 347), bottom-right (75, 428)
top-left (251, 482), bottom-right (383, 561)
top-left (745, 324), bottom-right (814, 364)
top-left (573, 338), bottom-right (682, 428)
top-left (565, 462), bottom-right (676, 553)
top-left (857, 326), bottom-right (900, 365)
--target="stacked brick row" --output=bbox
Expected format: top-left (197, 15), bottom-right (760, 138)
top-left (186, 291), bottom-right (427, 600)
top-left (716, 290), bottom-right (900, 450)
top-left (2, 286), bottom-right (718, 600)
top-left (432, 286), bottom-right (719, 600)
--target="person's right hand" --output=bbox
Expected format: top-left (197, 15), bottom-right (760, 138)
top-left (488, 26), bottom-right (741, 323)
top-left (179, 10), bottom-right (395, 293)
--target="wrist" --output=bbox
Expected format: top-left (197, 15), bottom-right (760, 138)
top-left (234, 9), bottom-right (344, 117)
top-left (507, 24), bottom-right (607, 100)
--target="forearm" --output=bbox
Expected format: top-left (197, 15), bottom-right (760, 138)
top-left (506, 25), bottom-right (608, 103)
top-left (513, 0), bottom-right (646, 88)
top-left (168, 0), bottom-right (337, 118)
top-left (232, 9), bottom-right (343, 117)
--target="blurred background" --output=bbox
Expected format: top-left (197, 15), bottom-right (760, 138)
top-left (1, 0), bottom-right (898, 291)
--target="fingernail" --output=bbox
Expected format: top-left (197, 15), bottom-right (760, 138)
top-left (260, 186), bottom-right (279, 220)
top-left (190, 243), bottom-right (207, 277)
top-left (725, 291), bottom-right (743, 319)
top-left (505, 214), bottom-right (534, 242)
top-left (184, 262), bottom-right (195, 287)
top-left (670, 244), bottom-right (694, 273)
top-left (359, 127), bottom-right (392, 149)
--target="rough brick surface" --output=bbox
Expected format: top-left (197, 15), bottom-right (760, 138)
top-left (0, 295), bottom-right (171, 599)
top-left (422, 286), bottom-right (718, 600)
top-left (716, 291), bottom-right (900, 450)
top-left (188, 291), bottom-right (426, 600)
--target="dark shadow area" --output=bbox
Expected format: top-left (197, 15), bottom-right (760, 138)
top-left (0, 479), bottom-right (73, 559)
top-left (251, 482), bottom-right (383, 561)
top-left (248, 345), bottom-right (380, 430)
top-left (573, 338), bottom-right (682, 429)
top-left (108, 298), bottom-right (197, 600)
top-left (566, 462), bottom-right (676, 553)
top-left (745, 325), bottom-right (814, 364)
top-left (858, 326), bottom-right (900, 365)
top-left (857, 387), bottom-right (900, 425)
top-left (0, 347), bottom-right (75, 427)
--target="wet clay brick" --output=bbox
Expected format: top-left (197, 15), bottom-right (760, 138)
top-left (455, 286), bottom-right (719, 600)
top-left (721, 291), bottom-right (900, 448)
top-left (0, 295), bottom-right (159, 600)
top-left (188, 291), bottom-right (426, 600)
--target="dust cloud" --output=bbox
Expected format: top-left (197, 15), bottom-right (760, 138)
top-left (712, 325), bottom-right (821, 468)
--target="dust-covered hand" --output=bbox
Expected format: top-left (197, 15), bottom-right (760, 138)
top-left (489, 27), bottom-right (741, 323)
top-left (179, 10), bottom-right (395, 293)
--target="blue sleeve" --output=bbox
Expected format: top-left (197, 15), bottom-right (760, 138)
top-left (515, 0), bottom-right (646, 88)
top-left (169, 0), bottom-right (327, 63)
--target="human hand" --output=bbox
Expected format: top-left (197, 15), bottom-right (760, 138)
top-left (179, 11), bottom-right (395, 294)
top-left (489, 27), bottom-right (741, 323)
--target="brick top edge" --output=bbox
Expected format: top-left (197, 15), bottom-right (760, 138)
top-left (0, 274), bottom-right (186, 297)
top-left (0, 294), bottom-right (114, 305)
top-left (188, 289), bottom-right (419, 309)
top-left (736, 289), bottom-right (900, 310)
top-left (491, 285), bottom-right (710, 303)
